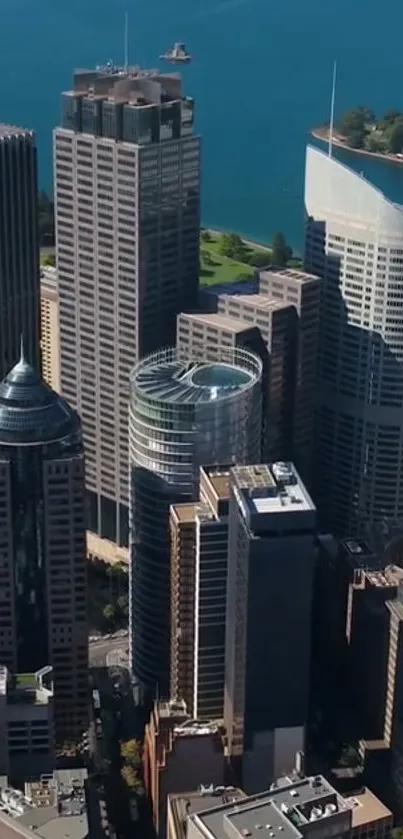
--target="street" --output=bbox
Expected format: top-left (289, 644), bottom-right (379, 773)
top-left (89, 637), bottom-right (129, 667)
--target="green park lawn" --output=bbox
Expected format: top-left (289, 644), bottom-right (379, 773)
top-left (199, 233), bottom-right (270, 287)
top-left (200, 248), bottom-right (255, 286)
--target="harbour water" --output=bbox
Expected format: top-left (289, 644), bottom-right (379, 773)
top-left (0, 0), bottom-right (403, 250)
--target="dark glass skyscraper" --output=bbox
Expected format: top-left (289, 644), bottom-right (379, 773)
top-left (0, 348), bottom-right (88, 745)
top-left (0, 125), bottom-right (40, 377)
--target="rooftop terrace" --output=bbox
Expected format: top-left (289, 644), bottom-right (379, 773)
top-left (181, 312), bottom-right (260, 333)
top-left (260, 268), bottom-right (320, 286)
top-left (172, 779), bottom-right (391, 839)
top-left (189, 776), bottom-right (351, 839)
top-left (232, 462), bottom-right (315, 517)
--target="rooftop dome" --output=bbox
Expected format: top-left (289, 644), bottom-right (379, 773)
top-left (0, 346), bottom-right (80, 445)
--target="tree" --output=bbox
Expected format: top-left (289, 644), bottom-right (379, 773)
top-left (338, 107), bottom-right (372, 149)
top-left (200, 229), bottom-right (212, 242)
top-left (391, 829), bottom-right (403, 839)
top-left (347, 128), bottom-right (366, 149)
top-left (388, 119), bottom-right (403, 154)
top-left (248, 250), bottom-right (271, 268)
top-left (121, 766), bottom-right (145, 796)
top-left (121, 765), bottom-right (138, 788)
top-left (366, 132), bottom-right (387, 153)
top-left (218, 232), bottom-right (247, 261)
top-left (117, 594), bottom-right (129, 617)
top-left (383, 109), bottom-right (402, 126)
top-left (43, 253), bottom-right (56, 267)
top-left (121, 738), bottom-right (142, 765)
top-left (271, 232), bottom-right (292, 267)
top-left (103, 603), bottom-right (116, 623)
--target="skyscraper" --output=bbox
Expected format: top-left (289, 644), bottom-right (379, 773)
top-left (0, 350), bottom-right (88, 745)
top-left (170, 465), bottom-right (231, 720)
top-left (224, 462), bottom-right (316, 792)
top-left (0, 125), bottom-right (40, 377)
top-left (129, 346), bottom-right (262, 700)
top-left (305, 144), bottom-right (403, 535)
top-left (54, 64), bottom-right (201, 546)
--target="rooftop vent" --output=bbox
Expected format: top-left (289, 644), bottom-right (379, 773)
top-left (199, 784), bottom-right (214, 796)
top-left (309, 776), bottom-right (322, 789)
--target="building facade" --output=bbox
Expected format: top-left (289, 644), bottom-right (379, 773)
top-left (170, 466), bottom-right (230, 719)
top-left (224, 462), bottom-right (316, 792)
top-left (193, 270), bottom-right (320, 485)
top-left (0, 125), bottom-right (40, 378)
top-left (259, 269), bottom-right (321, 485)
top-left (305, 144), bottom-right (403, 535)
top-left (54, 64), bottom-right (200, 546)
top-left (144, 699), bottom-right (225, 838)
top-left (0, 666), bottom-right (54, 780)
top-left (40, 266), bottom-right (60, 392)
top-left (129, 346), bottom-right (262, 699)
top-left (0, 352), bottom-right (88, 744)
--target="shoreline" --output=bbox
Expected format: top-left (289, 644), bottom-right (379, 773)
top-left (206, 227), bottom-right (272, 252)
top-left (311, 128), bottom-right (403, 167)
top-left (205, 228), bottom-right (302, 261)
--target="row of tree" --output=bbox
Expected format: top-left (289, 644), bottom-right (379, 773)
top-left (201, 229), bottom-right (293, 268)
top-left (120, 738), bottom-right (145, 796)
top-left (338, 107), bottom-right (403, 154)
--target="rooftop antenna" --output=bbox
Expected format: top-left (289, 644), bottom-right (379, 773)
top-left (124, 11), bottom-right (129, 71)
top-left (328, 60), bottom-right (337, 158)
top-left (19, 334), bottom-right (25, 364)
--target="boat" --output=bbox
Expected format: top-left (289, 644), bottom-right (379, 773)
top-left (160, 43), bottom-right (192, 64)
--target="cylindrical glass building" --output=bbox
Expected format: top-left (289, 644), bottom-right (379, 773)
top-left (129, 346), bottom-right (262, 698)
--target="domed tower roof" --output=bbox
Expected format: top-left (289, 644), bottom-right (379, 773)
top-left (0, 343), bottom-right (81, 445)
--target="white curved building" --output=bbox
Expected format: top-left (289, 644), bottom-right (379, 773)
top-left (305, 144), bottom-right (403, 535)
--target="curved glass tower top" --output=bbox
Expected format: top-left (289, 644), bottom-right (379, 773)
top-left (0, 350), bottom-right (80, 444)
top-left (131, 355), bottom-right (258, 405)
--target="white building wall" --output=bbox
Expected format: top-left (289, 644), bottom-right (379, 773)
top-left (305, 145), bottom-right (403, 534)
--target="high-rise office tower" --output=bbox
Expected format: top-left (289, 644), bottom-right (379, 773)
top-left (305, 144), bottom-right (403, 535)
top-left (170, 465), bottom-right (231, 720)
top-left (259, 269), bottom-right (321, 485)
top-left (192, 270), bottom-right (321, 484)
top-left (0, 125), bottom-right (40, 377)
top-left (129, 346), bottom-right (262, 700)
top-left (224, 462), bottom-right (316, 792)
top-left (54, 64), bottom-right (201, 546)
top-left (0, 350), bottom-right (88, 745)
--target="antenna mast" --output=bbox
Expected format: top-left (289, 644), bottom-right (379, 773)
top-left (124, 11), bottom-right (129, 71)
top-left (328, 60), bottom-right (337, 158)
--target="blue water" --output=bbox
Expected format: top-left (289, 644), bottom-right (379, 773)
top-left (1, 0), bottom-right (403, 251)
